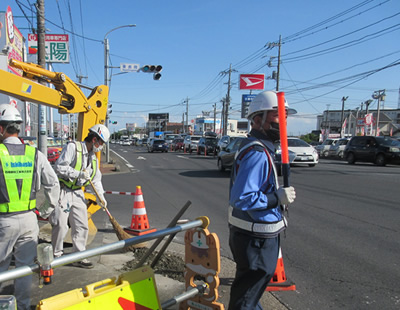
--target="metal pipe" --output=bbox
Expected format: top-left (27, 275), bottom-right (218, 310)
top-left (0, 219), bottom-right (203, 283)
top-left (160, 284), bottom-right (207, 309)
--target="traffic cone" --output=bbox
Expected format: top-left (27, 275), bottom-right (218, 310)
top-left (266, 247), bottom-right (296, 291)
top-left (124, 186), bottom-right (156, 236)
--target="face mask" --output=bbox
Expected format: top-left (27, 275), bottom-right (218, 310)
top-left (93, 144), bottom-right (103, 153)
top-left (93, 139), bottom-right (104, 152)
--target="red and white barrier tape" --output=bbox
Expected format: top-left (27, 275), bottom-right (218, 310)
top-left (105, 191), bottom-right (136, 196)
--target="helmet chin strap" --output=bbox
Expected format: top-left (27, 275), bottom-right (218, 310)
top-left (260, 111), bottom-right (270, 137)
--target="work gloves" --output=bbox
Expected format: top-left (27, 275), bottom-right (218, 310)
top-left (79, 169), bottom-right (91, 181)
top-left (99, 194), bottom-right (107, 208)
top-left (276, 186), bottom-right (296, 205)
top-left (36, 201), bottom-right (54, 219)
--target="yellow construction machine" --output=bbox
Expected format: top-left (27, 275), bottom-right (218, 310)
top-left (0, 58), bottom-right (109, 242)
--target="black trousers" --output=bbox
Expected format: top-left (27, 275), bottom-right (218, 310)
top-left (228, 226), bottom-right (280, 310)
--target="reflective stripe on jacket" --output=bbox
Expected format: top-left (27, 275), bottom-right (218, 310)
top-left (229, 136), bottom-right (286, 237)
top-left (59, 141), bottom-right (97, 190)
top-left (0, 143), bottom-right (38, 213)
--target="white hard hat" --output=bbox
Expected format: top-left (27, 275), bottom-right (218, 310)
top-left (89, 124), bottom-right (110, 143)
top-left (247, 91), bottom-right (297, 120)
top-left (0, 104), bottom-right (23, 123)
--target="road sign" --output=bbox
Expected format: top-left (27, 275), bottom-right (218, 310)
top-left (239, 74), bottom-right (265, 90)
top-left (241, 94), bottom-right (257, 118)
top-left (120, 63), bottom-right (140, 72)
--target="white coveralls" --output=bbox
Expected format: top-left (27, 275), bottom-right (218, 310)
top-left (0, 137), bottom-right (60, 310)
top-left (50, 141), bottom-right (105, 257)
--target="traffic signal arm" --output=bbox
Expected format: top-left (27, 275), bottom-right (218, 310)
top-left (0, 59), bottom-right (109, 141)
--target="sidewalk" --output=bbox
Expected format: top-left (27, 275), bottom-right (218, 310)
top-left (26, 149), bottom-right (288, 309)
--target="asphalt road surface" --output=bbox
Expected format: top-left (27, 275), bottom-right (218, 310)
top-left (105, 144), bottom-right (400, 310)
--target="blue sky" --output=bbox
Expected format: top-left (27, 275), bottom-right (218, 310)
top-left (6, 0), bottom-right (400, 135)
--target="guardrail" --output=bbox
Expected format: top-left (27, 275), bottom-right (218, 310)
top-left (0, 219), bottom-right (204, 284)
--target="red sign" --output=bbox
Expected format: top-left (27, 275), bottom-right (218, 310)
top-left (239, 74), bottom-right (265, 90)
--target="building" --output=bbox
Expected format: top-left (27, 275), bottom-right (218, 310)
top-left (317, 108), bottom-right (400, 138)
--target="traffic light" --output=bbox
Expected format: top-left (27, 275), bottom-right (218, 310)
top-left (141, 65), bottom-right (162, 80)
top-left (111, 121), bottom-right (118, 124)
top-left (107, 104), bottom-right (113, 115)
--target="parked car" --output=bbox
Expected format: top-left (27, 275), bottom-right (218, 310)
top-left (344, 136), bottom-right (400, 166)
top-left (183, 135), bottom-right (202, 153)
top-left (315, 138), bottom-right (339, 158)
top-left (20, 136), bottom-right (62, 164)
top-left (197, 137), bottom-right (218, 155)
top-left (287, 138), bottom-right (319, 167)
top-left (328, 138), bottom-right (349, 159)
top-left (147, 139), bottom-right (168, 153)
top-left (171, 138), bottom-right (184, 151)
top-left (217, 135), bottom-right (246, 152)
top-left (217, 137), bottom-right (245, 171)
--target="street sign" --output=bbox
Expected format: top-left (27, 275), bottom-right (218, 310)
top-left (120, 63), bottom-right (140, 72)
top-left (241, 94), bottom-right (257, 118)
top-left (28, 34), bottom-right (70, 63)
top-left (239, 74), bottom-right (265, 90)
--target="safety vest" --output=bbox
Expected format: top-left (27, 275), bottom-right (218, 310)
top-left (0, 143), bottom-right (37, 213)
top-left (59, 142), bottom-right (97, 190)
top-left (229, 138), bottom-right (287, 237)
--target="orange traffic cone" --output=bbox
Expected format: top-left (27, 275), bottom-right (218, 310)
top-left (124, 186), bottom-right (156, 236)
top-left (266, 247), bottom-right (296, 291)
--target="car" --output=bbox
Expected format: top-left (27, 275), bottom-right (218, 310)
top-left (120, 139), bottom-right (131, 146)
top-left (147, 139), bottom-right (168, 153)
top-left (217, 137), bottom-right (245, 171)
top-left (20, 136), bottom-right (62, 164)
top-left (217, 135), bottom-right (246, 152)
top-left (315, 138), bottom-right (339, 158)
top-left (344, 136), bottom-right (400, 166)
top-left (183, 135), bottom-right (202, 153)
top-left (140, 138), bottom-right (148, 146)
top-left (164, 134), bottom-right (180, 146)
top-left (328, 138), bottom-right (349, 159)
top-left (171, 138), bottom-right (184, 151)
top-left (287, 138), bottom-right (319, 167)
top-left (197, 137), bottom-right (218, 155)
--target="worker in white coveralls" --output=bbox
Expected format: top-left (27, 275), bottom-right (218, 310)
top-left (50, 124), bottom-right (109, 269)
top-left (0, 103), bottom-right (60, 310)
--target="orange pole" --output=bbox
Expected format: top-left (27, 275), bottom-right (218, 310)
top-left (277, 92), bottom-right (290, 187)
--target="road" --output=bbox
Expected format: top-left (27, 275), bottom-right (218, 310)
top-left (105, 144), bottom-right (400, 310)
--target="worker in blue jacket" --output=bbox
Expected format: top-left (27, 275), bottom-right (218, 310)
top-left (228, 91), bottom-right (297, 310)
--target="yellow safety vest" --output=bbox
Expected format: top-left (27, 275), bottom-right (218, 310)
top-left (59, 142), bottom-right (97, 190)
top-left (0, 143), bottom-right (37, 213)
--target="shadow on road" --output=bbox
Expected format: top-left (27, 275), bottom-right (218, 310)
top-left (179, 169), bottom-right (230, 178)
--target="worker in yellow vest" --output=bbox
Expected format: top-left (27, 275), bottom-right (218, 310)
top-left (0, 103), bottom-right (60, 310)
top-left (50, 124), bottom-right (110, 268)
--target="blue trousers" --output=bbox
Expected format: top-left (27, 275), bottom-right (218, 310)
top-left (228, 227), bottom-right (279, 310)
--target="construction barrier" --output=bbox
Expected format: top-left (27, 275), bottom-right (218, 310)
top-left (266, 247), bottom-right (296, 291)
top-left (37, 267), bottom-right (161, 309)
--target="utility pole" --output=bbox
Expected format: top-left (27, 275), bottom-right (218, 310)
top-left (221, 98), bottom-right (225, 136)
top-left (185, 97), bottom-right (189, 133)
top-left (324, 104), bottom-right (330, 140)
top-left (372, 89), bottom-right (386, 136)
top-left (276, 35), bottom-right (282, 91)
top-left (340, 96), bottom-right (349, 138)
top-left (213, 103), bottom-right (217, 133)
top-left (266, 36), bottom-right (282, 91)
top-left (37, 0), bottom-right (47, 155)
top-left (222, 64), bottom-right (236, 136)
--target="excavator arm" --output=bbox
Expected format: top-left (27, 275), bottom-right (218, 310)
top-left (0, 59), bottom-right (108, 141)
